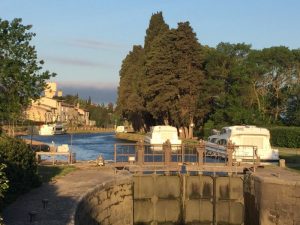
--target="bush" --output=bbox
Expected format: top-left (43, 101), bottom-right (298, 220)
top-left (269, 127), bottom-right (300, 148)
top-left (0, 136), bottom-right (41, 208)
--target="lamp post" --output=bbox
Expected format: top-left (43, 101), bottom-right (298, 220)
top-left (189, 122), bottom-right (194, 139)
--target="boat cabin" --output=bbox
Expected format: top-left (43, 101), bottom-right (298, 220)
top-left (207, 125), bottom-right (279, 161)
top-left (144, 125), bottom-right (182, 151)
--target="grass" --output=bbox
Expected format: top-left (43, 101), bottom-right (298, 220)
top-left (277, 147), bottom-right (300, 172)
top-left (37, 165), bottom-right (78, 183)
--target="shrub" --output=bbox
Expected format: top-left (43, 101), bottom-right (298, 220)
top-left (0, 136), bottom-right (41, 208)
top-left (269, 127), bottom-right (300, 148)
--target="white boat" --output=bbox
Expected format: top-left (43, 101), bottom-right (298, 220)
top-left (115, 126), bottom-right (127, 133)
top-left (144, 125), bottom-right (182, 151)
top-left (206, 125), bottom-right (279, 161)
top-left (54, 123), bottom-right (66, 135)
top-left (38, 124), bottom-right (55, 136)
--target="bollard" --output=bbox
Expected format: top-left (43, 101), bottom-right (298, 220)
top-left (28, 211), bottom-right (37, 222)
top-left (42, 198), bottom-right (49, 209)
top-left (279, 159), bottom-right (285, 168)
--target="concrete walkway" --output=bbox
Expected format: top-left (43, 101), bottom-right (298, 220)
top-left (3, 164), bottom-right (118, 225)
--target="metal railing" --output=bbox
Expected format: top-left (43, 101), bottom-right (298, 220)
top-left (113, 141), bottom-right (260, 170)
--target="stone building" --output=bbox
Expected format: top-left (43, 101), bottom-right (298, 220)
top-left (25, 82), bottom-right (92, 126)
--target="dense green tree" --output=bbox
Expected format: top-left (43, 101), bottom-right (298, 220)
top-left (0, 18), bottom-right (55, 125)
top-left (117, 12), bottom-right (300, 137)
top-left (144, 29), bottom-right (178, 125)
top-left (144, 12), bottom-right (169, 53)
top-left (117, 45), bottom-right (146, 131)
top-left (173, 22), bottom-right (206, 138)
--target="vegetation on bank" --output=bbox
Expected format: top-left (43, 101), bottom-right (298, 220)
top-left (278, 148), bottom-right (300, 172)
top-left (0, 136), bottom-right (41, 209)
top-left (117, 12), bottom-right (300, 139)
top-left (38, 165), bottom-right (77, 183)
top-left (0, 18), bottom-right (54, 213)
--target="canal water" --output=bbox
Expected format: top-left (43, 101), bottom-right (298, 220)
top-left (22, 132), bottom-right (134, 161)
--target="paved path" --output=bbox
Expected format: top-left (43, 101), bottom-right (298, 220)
top-left (3, 164), bottom-right (118, 225)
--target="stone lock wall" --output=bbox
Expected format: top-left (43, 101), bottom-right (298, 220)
top-left (75, 177), bottom-right (133, 225)
top-left (133, 174), bottom-right (244, 225)
top-left (244, 173), bottom-right (300, 225)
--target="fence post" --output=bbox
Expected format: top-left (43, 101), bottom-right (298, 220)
top-left (197, 140), bottom-right (205, 165)
top-left (163, 140), bottom-right (172, 165)
top-left (137, 139), bottom-right (144, 165)
top-left (227, 140), bottom-right (234, 167)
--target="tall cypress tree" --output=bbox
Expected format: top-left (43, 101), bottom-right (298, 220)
top-left (143, 29), bottom-right (178, 125)
top-left (117, 45), bottom-right (146, 131)
top-left (173, 22), bottom-right (206, 138)
top-left (144, 12), bottom-right (169, 53)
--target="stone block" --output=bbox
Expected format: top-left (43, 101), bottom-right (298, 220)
top-left (156, 199), bottom-right (180, 223)
top-left (134, 200), bottom-right (153, 223)
top-left (216, 201), bottom-right (244, 224)
top-left (133, 176), bottom-right (154, 199)
top-left (185, 199), bottom-right (213, 223)
top-left (186, 175), bottom-right (213, 199)
top-left (155, 176), bottom-right (180, 198)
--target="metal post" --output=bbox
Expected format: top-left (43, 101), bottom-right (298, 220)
top-left (227, 141), bottom-right (233, 168)
top-left (163, 140), bottom-right (171, 165)
top-left (114, 144), bottom-right (117, 165)
top-left (197, 140), bottom-right (204, 165)
top-left (137, 140), bottom-right (144, 165)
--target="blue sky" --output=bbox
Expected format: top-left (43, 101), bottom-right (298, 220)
top-left (1, 0), bottom-right (300, 103)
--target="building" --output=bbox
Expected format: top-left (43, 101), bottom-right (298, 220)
top-left (26, 82), bottom-right (93, 126)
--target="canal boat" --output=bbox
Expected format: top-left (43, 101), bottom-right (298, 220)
top-left (144, 125), bottom-right (182, 151)
top-left (38, 124), bottom-right (55, 136)
top-left (206, 125), bottom-right (279, 162)
top-left (54, 123), bottom-right (67, 135)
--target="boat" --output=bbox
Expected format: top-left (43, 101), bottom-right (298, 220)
top-left (38, 123), bottom-right (66, 136)
top-left (144, 125), bottom-right (182, 151)
top-left (54, 123), bottom-right (67, 135)
top-left (38, 124), bottom-right (55, 136)
top-left (206, 125), bottom-right (279, 162)
top-left (115, 126), bottom-right (127, 133)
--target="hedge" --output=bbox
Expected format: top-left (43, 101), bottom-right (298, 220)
top-left (0, 136), bottom-right (41, 208)
top-left (269, 127), bottom-right (300, 148)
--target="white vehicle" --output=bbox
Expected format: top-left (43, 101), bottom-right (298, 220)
top-left (38, 124), bottom-right (55, 136)
top-left (144, 125), bottom-right (182, 151)
top-left (206, 125), bottom-right (279, 161)
top-left (115, 126), bottom-right (127, 133)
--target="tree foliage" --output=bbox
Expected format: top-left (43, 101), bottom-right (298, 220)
top-left (0, 18), bottom-right (55, 122)
top-left (117, 12), bottom-right (300, 137)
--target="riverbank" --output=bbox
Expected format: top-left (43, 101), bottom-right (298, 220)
top-left (115, 132), bottom-right (144, 142)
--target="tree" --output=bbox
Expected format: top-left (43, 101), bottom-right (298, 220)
top-left (144, 29), bottom-right (178, 125)
top-left (257, 47), bottom-right (297, 123)
top-left (117, 45), bottom-right (147, 131)
top-left (144, 12), bottom-right (169, 53)
top-left (0, 18), bottom-right (55, 126)
top-left (174, 22), bottom-right (206, 138)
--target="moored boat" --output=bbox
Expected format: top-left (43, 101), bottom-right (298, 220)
top-left (144, 125), bottom-right (182, 151)
top-left (206, 125), bottom-right (279, 162)
top-left (38, 124), bottom-right (55, 136)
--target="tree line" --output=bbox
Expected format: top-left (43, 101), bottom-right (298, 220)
top-left (55, 94), bottom-right (116, 128)
top-left (117, 12), bottom-right (300, 138)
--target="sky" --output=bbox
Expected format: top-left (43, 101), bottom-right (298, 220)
top-left (1, 0), bottom-right (300, 103)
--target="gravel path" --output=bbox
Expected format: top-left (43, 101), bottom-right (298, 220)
top-left (3, 164), bottom-right (117, 225)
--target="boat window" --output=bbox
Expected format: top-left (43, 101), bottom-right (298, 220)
top-left (211, 138), bottom-right (217, 143)
top-left (218, 139), bottom-right (227, 146)
top-left (220, 129), bottom-right (227, 134)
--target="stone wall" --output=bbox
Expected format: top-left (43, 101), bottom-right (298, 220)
top-left (244, 171), bottom-right (300, 225)
top-left (133, 174), bottom-right (244, 224)
top-left (75, 177), bottom-right (133, 225)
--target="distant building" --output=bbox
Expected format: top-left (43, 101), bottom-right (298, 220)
top-left (25, 82), bottom-right (93, 126)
